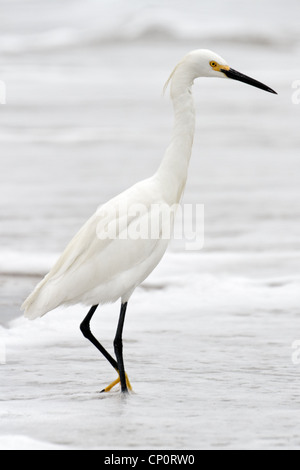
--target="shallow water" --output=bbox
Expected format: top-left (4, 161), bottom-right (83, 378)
top-left (1, 256), bottom-right (300, 449)
top-left (1, 0), bottom-right (300, 450)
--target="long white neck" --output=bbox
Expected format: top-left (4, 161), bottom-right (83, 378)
top-left (155, 63), bottom-right (196, 205)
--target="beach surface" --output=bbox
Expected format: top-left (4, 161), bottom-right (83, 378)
top-left (0, 0), bottom-right (300, 450)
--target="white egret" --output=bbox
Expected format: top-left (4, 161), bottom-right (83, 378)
top-left (22, 49), bottom-right (276, 393)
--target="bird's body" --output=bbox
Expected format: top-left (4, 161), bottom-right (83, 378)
top-left (22, 49), bottom-right (276, 393)
top-left (23, 176), bottom-right (171, 316)
top-left (23, 50), bottom-right (198, 320)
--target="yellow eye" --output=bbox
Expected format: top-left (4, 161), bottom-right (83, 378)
top-left (210, 61), bottom-right (218, 68)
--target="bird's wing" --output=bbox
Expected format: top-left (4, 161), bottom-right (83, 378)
top-left (48, 177), bottom-right (163, 281)
top-left (22, 177), bottom-right (170, 317)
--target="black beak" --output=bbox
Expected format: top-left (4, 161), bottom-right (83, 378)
top-left (221, 67), bottom-right (277, 94)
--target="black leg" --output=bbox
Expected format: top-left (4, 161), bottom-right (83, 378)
top-left (114, 302), bottom-right (128, 393)
top-left (80, 305), bottom-right (118, 371)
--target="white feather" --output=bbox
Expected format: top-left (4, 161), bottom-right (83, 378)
top-left (23, 49), bottom-right (274, 320)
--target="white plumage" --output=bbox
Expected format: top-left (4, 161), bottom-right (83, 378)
top-left (22, 49), bottom-right (276, 393)
top-left (22, 177), bottom-right (170, 318)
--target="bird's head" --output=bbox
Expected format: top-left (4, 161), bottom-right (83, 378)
top-left (165, 49), bottom-right (277, 95)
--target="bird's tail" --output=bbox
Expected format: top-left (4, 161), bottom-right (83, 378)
top-left (21, 274), bottom-right (61, 320)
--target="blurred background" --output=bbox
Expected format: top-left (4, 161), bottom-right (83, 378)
top-left (0, 0), bottom-right (300, 449)
top-left (0, 0), bottom-right (299, 322)
top-left (0, 0), bottom-right (299, 309)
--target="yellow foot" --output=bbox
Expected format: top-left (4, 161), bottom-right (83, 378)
top-left (101, 373), bottom-right (133, 393)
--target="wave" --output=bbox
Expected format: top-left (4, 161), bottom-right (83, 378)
top-left (1, 0), bottom-right (299, 55)
top-left (0, 19), bottom-right (299, 55)
top-left (2, 249), bottom-right (300, 281)
top-left (0, 435), bottom-right (68, 451)
top-left (0, 127), bottom-right (157, 144)
top-left (0, 251), bottom-right (57, 277)
top-left (1, 29), bottom-right (298, 55)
